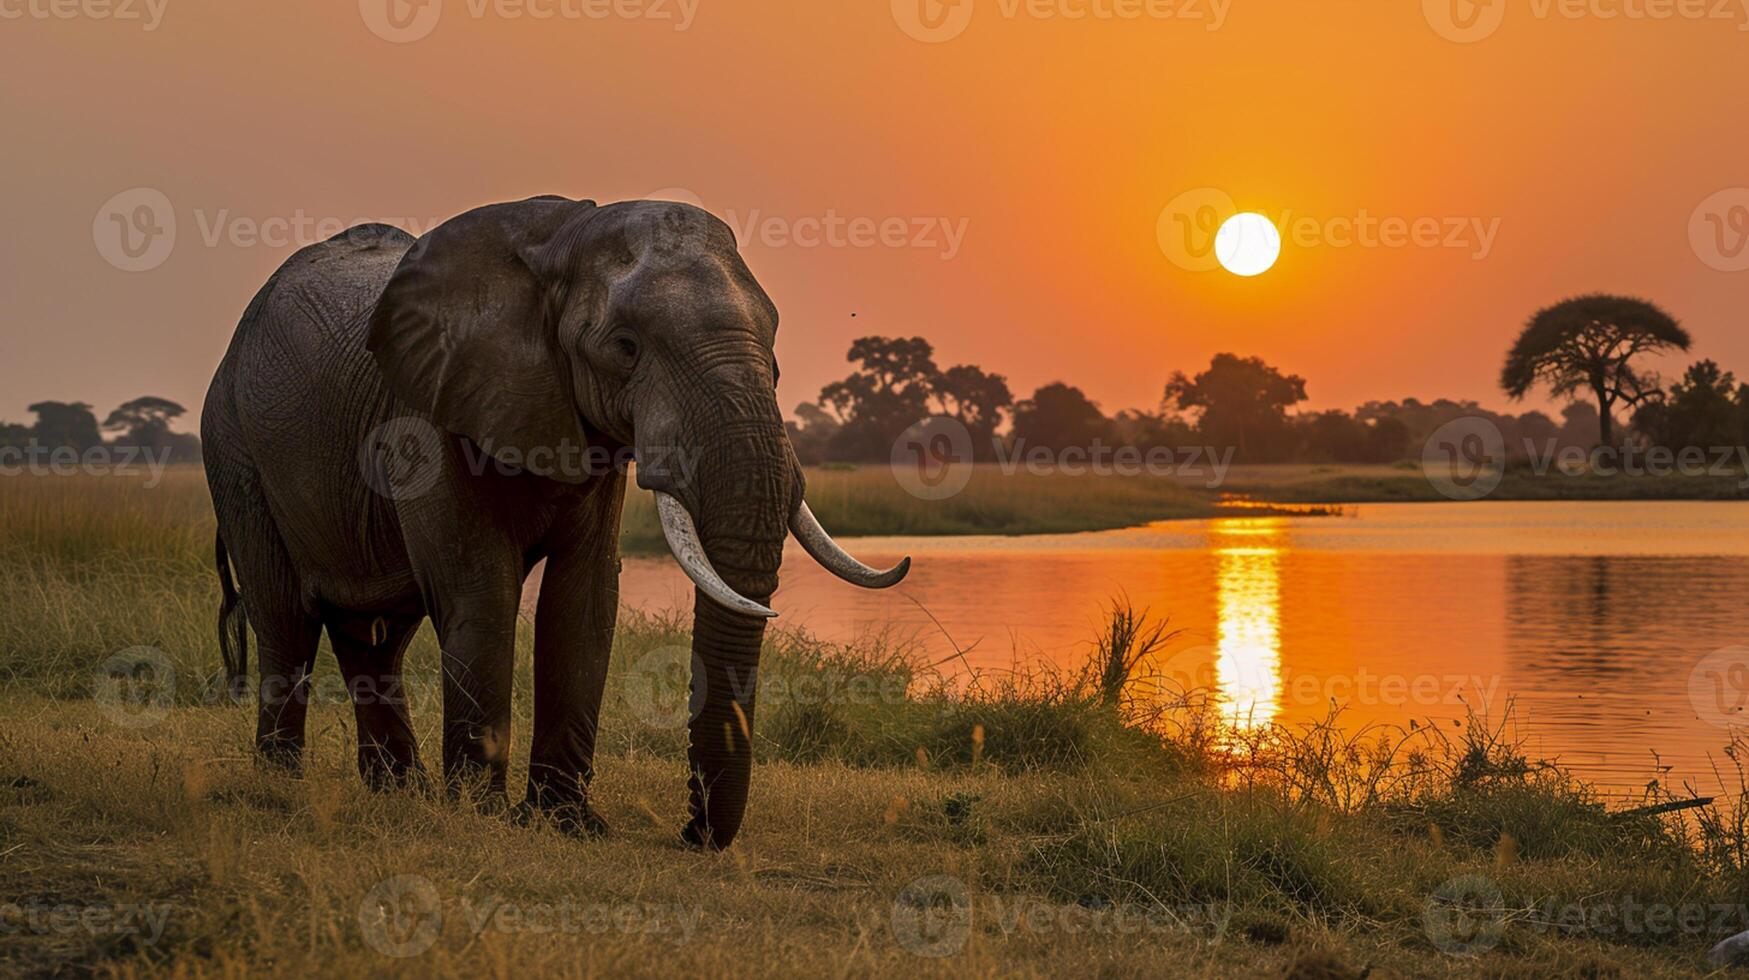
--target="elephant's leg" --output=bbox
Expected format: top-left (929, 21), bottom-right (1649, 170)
top-left (400, 489), bottom-right (525, 807)
top-left (328, 614), bottom-right (425, 789)
top-left (252, 607), bottom-right (322, 770)
top-left (432, 599), bottom-right (520, 807)
top-left (524, 477), bottom-right (625, 836)
top-left (205, 443), bottom-right (321, 770)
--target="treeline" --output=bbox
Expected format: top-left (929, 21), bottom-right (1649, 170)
top-left (786, 337), bottom-right (1619, 466)
top-left (0, 398), bottom-right (201, 462)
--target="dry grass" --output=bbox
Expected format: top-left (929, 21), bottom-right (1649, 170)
top-left (4, 469), bottom-right (1749, 977)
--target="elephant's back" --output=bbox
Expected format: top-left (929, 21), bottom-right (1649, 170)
top-left (211, 224), bottom-right (423, 605)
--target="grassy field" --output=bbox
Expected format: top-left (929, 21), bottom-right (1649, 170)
top-left (4, 471), bottom-right (1749, 976)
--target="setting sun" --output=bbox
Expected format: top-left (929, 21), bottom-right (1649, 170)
top-left (1216, 212), bottom-right (1282, 277)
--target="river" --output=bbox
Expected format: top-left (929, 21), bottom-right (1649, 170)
top-left (581, 501), bottom-right (1749, 800)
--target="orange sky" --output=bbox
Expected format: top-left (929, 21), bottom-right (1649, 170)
top-left (4, 1), bottom-right (1748, 430)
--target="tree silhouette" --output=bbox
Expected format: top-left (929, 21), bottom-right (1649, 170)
top-left (1166, 354), bottom-right (1307, 461)
top-left (103, 396), bottom-right (186, 443)
top-left (1501, 294), bottom-right (1689, 447)
top-left (26, 401), bottom-right (102, 452)
top-left (818, 336), bottom-right (940, 460)
top-left (930, 364), bottom-right (1012, 460)
top-left (784, 403), bottom-right (840, 466)
top-left (1631, 360), bottom-right (1742, 450)
top-left (1010, 383), bottom-right (1109, 451)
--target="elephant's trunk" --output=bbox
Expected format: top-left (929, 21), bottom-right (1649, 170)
top-left (665, 409), bottom-right (796, 850)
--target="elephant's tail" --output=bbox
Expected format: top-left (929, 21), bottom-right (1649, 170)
top-left (215, 533), bottom-right (249, 700)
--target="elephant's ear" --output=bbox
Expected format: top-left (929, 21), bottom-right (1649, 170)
top-left (367, 196), bottom-right (597, 478)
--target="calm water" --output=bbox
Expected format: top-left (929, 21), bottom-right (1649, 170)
top-left (576, 501), bottom-right (1749, 800)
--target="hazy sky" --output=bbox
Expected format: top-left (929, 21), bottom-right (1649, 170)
top-left (4, 0), bottom-right (1749, 432)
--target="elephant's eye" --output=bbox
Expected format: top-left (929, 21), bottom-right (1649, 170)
top-left (614, 336), bottom-right (639, 365)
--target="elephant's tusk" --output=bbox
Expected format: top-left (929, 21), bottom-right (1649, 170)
top-left (789, 501), bottom-right (911, 590)
top-left (654, 492), bottom-right (778, 619)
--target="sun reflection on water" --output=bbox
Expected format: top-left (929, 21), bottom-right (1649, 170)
top-left (1212, 518), bottom-right (1284, 729)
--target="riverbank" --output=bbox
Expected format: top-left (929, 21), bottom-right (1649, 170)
top-left (621, 462), bottom-right (1749, 553)
top-left (24, 465), bottom-right (1739, 560)
top-left (1219, 462), bottom-right (1749, 506)
top-left (3, 471), bottom-right (1747, 975)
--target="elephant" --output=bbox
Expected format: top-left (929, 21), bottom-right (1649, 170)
top-left (201, 196), bottom-right (908, 849)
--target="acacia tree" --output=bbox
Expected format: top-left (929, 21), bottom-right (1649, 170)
top-left (1501, 294), bottom-right (1689, 447)
top-left (103, 396), bottom-right (186, 443)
